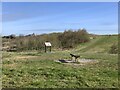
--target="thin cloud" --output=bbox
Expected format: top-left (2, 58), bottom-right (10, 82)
top-left (21, 29), bottom-right (64, 32)
top-left (62, 22), bottom-right (81, 25)
top-left (2, 9), bottom-right (44, 22)
top-left (100, 22), bottom-right (116, 26)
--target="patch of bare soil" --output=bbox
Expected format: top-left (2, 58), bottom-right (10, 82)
top-left (79, 59), bottom-right (98, 64)
top-left (12, 55), bottom-right (39, 60)
top-left (55, 59), bottom-right (98, 66)
top-left (15, 56), bottom-right (37, 59)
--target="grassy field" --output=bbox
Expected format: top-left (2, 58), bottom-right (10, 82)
top-left (2, 35), bottom-right (118, 88)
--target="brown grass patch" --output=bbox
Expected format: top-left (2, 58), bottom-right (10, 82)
top-left (5, 55), bottom-right (39, 61)
top-left (4, 63), bottom-right (17, 68)
top-left (14, 56), bottom-right (38, 59)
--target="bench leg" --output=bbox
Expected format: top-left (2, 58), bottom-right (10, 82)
top-left (75, 58), bottom-right (78, 63)
top-left (71, 56), bottom-right (72, 61)
top-left (71, 57), bottom-right (75, 62)
top-left (75, 57), bottom-right (76, 62)
top-left (76, 58), bottom-right (78, 62)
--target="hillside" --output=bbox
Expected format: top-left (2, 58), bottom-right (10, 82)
top-left (74, 35), bottom-right (118, 53)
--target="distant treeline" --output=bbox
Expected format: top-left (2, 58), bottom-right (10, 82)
top-left (3, 29), bottom-right (90, 51)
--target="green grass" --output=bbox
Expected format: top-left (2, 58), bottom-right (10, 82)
top-left (2, 51), bottom-right (118, 88)
top-left (76, 35), bottom-right (118, 53)
top-left (2, 35), bottom-right (118, 88)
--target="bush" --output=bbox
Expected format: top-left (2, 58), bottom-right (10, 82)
top-left (58, 29), bottom-right (90, 49)
top-left (109, 44), bottom-right (118, 54)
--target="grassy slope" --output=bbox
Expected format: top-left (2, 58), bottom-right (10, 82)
top-left (2, 35), bottom-right (118, 88)
top-left (74, 35), bottom-right (118, 53)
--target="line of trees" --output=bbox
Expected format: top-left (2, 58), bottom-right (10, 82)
top-left (4, 29), bottom-right (90, 51)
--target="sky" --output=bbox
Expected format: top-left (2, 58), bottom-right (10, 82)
top-left (1, 2), bottom-right (118, 35)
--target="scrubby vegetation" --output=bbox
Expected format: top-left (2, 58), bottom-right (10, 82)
top-left (3, 29), bottom-right (90, 51)
top-left (109, 44), bottom-right (118, 54)
top-left (58, 29), bottom-right (90, 49)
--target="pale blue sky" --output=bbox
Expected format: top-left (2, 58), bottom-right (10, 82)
top-left (2, 2), bottom-right (118, 35)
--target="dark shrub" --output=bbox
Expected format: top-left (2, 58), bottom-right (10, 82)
top-left (109, 44), bottom-right (118, 54)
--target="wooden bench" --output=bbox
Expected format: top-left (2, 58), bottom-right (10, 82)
top-left (70, 54), bottom-right (80, 62)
